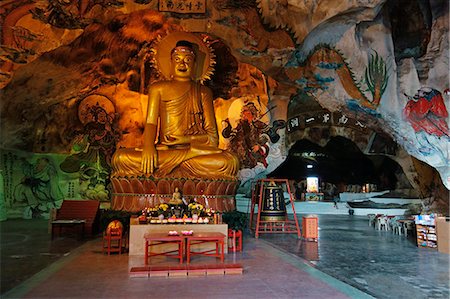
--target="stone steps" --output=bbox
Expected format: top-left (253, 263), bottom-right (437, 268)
top-left (129, 263), bottom-right (243, 278)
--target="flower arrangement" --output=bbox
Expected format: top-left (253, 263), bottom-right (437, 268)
top-left (188, 202), bottom-right (204, 216)
top-left (141, 207), bottom-right (158, 217)
top-left (205, 208), bottom-right (215, 217)
top-left (157, 203), bottom-right (169, 216)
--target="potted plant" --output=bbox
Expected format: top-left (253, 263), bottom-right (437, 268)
top-left (156, 203), bottom-right (169, 219)
top-left (222, 210), bottom-right (248, 232)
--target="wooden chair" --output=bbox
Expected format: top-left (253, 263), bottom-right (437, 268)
top-left (103, 220), bottom-right (123, 255)
top-left (228, 229), bottom-right (243, 252)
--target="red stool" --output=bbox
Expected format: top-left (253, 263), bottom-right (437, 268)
top-left (228, 229), bottom-right (243, 252)
top-left (103, 220), bottom-right (123, 255)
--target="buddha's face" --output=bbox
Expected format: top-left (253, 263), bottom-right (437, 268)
top-left (171, 47), bottom-right (195, 80)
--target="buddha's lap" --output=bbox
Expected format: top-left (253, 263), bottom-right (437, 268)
top-left (111, 147), bottom-right (238, 178)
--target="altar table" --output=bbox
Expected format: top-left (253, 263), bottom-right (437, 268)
top-left (144, 232), bottom-right (226, 264)
top-left (144, 233), bottom-right (184, 264)
top-left (130, 223), bottom-right (228, 255)
top-left (186, 232), bottom-right (225, 264)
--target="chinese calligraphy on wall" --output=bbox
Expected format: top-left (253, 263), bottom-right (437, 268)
top-left (159, 0), bottom-right (206, 13)
top-left (287, 112), bottom-right (369, 133)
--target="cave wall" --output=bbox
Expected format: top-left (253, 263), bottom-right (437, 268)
top-left (0, 0), bottom-right (448, 217)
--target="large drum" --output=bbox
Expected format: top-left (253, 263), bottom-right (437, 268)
top-left (260, 181), bottom-right (287, 221)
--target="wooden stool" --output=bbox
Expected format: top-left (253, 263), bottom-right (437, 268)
top-left (228, 229), bottom-right (242, 252)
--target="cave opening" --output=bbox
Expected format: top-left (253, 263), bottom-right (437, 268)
top-left (269, 136), bottom-right (409, 194)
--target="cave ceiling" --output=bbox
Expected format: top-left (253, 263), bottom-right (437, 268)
top-left (0, 0), bottom-right (448, 191)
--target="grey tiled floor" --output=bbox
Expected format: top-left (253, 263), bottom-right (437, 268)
top-left (1, 215), bottom-right (449, 299)
top-left (2, 228), bottom-right (367, 299)
top-left (263, 214), bottom-right (450, 299)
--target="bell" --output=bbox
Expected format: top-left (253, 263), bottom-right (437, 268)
top-left (260, 181), bottom-right (287, 221)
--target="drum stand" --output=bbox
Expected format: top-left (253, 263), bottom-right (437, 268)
top-left (249, 179), bottom-right (301, 238)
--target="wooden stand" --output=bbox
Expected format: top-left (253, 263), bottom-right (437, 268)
top-left (302, 216), bottom-right (318, 241)
top-left (250, 179), bottom-right (301, 239)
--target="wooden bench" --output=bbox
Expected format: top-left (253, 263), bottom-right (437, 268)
top-left (51, 200), bottom-right (100, 239)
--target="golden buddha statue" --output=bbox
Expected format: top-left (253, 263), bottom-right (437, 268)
top-left (168, 187), bottom-right (183, 205)
top-left (111, 32), bottom-right (239, 179)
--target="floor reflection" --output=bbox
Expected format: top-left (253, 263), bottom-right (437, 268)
top-left (263, 214), bottom-right (450, 299)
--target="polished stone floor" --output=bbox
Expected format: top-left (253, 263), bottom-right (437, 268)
top-left (1, 219), bottom-right (86, 294)
top-left (2, 219), bottom-right (367, 299)
top-left (1, 215), bottom-right (449, 299)
top-left (264, 214), bottom-right (450, 299)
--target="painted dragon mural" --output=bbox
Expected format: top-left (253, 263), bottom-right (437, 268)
top-left (285, 45), bottom-right (389, 111)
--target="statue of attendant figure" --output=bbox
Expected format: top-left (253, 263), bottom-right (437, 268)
top-left (111, 32), bottom-right (239, 179)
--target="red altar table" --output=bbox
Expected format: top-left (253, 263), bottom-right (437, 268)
top-left (186, 232), bottom-right (225, 264)
top-left (144, 233), bottom-right (184, 264)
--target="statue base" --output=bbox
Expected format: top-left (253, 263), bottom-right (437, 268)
top-left (111, 177), bottom-right (239, 212)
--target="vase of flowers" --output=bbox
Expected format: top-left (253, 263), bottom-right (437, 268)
top-left (188, 203), bottom-right (203, 218)
top-left (157, 203), bottom-right (169, 218)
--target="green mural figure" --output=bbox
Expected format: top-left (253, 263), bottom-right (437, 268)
top-left (60, 104), bottom-right (119, 201)
top-left (14, 157), bottom-right (64, 218)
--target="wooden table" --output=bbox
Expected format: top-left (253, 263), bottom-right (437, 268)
top-left (129, 223), bottom-right (228, 255)
top-left (144, 233), bottom-right (184, 264)
top-left (51, 219), bottom-right (86, 240)
top-left (144, 232), bottom-right (226, 265)
top-left (186, 232), bottom-right (226, 264)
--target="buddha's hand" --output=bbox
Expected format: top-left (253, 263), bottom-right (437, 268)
top-left (141, 145), bottom-right (158, 174)
top-left (163, 135), bottom-right (191, 145)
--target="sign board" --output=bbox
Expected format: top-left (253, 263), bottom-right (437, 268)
top-left (287, 111), bottom-right (369, 133)
top-left (159, 0), bottom-right (206, 13)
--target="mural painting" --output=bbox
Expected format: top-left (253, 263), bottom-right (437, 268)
top-left (222, 101), bottom-right (285, 169)
top-left (404, 88), bottom-right (449, 140)
top-left (286, 46), bottom-right (389, 112)
top-left (60, 96), bottom-right (119, 201)
top-left (0, 0), bottom-right (448, 218)
top-left (1, 151), bottom-right (67, 219)
top-left (403, 87), bottom-right (449, 161)
top-left (14, 157), bottom-right (63, 218)
top-left (31, 0), bottom-right (125, 29)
